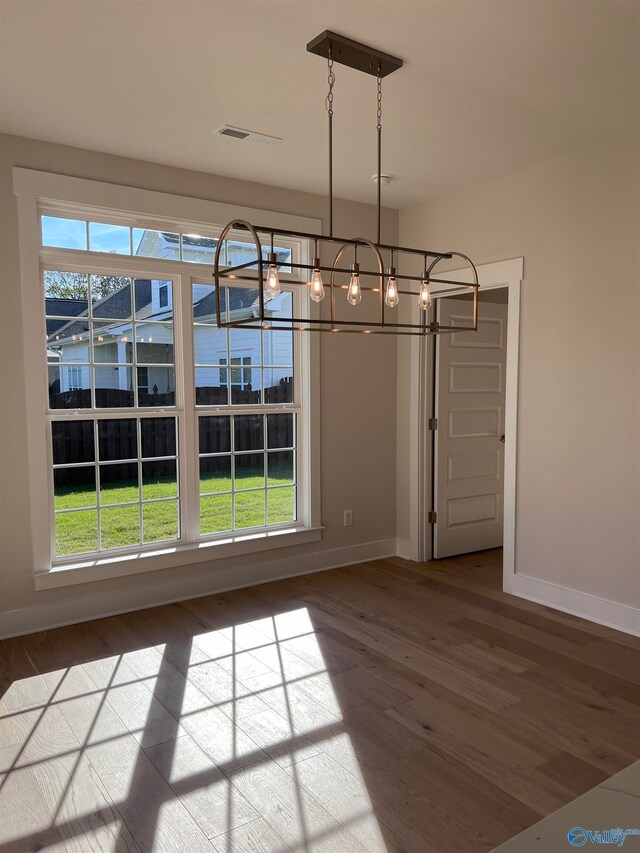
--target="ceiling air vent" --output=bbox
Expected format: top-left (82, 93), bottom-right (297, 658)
top-left (216, 125), bottom-right (282, 145)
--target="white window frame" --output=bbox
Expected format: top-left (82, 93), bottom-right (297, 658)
top-left (218, 356), bottom-right (252, 389)
top-left (14, 168), bottom-right (322, 590)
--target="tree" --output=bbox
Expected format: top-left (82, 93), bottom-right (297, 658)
top-left (44, 271), bottom-right (130, 301)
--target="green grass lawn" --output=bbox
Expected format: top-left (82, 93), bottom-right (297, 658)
top-left (54, 465), bottom-right (295, 556)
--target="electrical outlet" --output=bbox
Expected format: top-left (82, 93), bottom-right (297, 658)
top-left (343, 509), bottom-right (353, 527)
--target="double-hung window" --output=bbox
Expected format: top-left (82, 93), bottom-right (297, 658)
top-left (20, 179), bottom-right (320, 581)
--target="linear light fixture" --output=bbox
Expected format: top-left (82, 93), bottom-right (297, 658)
top-left (213, 31), bottom-right (478, 335)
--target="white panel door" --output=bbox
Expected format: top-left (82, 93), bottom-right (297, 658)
top-left (434, 296), bottom-right (508, 558)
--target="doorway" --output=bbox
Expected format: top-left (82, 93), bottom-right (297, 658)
top-left (404, 257), bottom-right (522, 588)
top-left (432, 288), bottom-right (508, 559)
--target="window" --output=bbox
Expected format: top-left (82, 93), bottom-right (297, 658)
top-left (199, 414), bottom-right (296, 535)
top-left (192, 282), bottom-right (296, 538)
top-left (219, 356), bottom-right (252, 389)
top-left (53, 418), bottom-right (179, 556)
top-left (30, 198), bottom-right (314, 573)
top-left (45, 272), bottom-right (175, 410)
top-left (137, 366), bottom-right (149, 396)
top-left (66, 365), bottom-right (83, 391)
top-left (41, 214), bottom-right (292, 269)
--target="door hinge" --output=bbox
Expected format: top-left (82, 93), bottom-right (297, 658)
top-left (428, 417), bottom-right (438, 430)
top-left (428, 510), bottom-right (437, 524)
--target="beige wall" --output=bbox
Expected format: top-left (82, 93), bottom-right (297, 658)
top-left (399, 137), bottom-right (640, 607)
top-left (0, 133), bottom-right (398, 623)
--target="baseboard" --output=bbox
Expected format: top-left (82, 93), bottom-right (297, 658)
top-left (4, 540), bottom-right (637, 640)
top-left (0, 537), bottom-right (396, 639)
top-left (504, 572), bottom-right (640, 638)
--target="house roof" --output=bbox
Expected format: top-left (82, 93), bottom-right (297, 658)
top-left (46, 299), bottom-right (88, 335)
top-left (193, 287), bottom-right (259, 321)
top-left (48, 279), bottom-right (280, 345)
top-left (48, 280), bottom-right (153, 343)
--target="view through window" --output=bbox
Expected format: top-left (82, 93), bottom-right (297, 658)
top-left (42, 214), bottom-right (302, 561)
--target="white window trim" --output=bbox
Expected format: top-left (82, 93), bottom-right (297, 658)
top-left (13, 167), bottom-right (322, 589)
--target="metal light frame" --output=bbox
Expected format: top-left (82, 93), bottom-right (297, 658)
top-left (213, 32), bottom-right (479, 337)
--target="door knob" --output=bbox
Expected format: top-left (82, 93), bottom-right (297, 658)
top-left (499, 434), bottom-right (505, 443)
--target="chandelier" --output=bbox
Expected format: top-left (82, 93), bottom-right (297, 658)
top-left (213, 31), bottom-right (479, 335)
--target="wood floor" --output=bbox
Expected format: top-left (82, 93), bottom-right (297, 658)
top-left (1, 549), bottom-right (639, 852)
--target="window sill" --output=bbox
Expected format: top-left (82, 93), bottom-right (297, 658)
top-left (34, 526), bottom-right (323, 590)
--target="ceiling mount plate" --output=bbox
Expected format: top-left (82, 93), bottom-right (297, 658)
top-left (306, 30), bottom-right (403, 78)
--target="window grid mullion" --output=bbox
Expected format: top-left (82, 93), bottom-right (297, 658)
top-left (137, 417), bottom-right (143, 547)
top-left (94, 418), bottom-right (102, 553)
top-left (230, 413), bottom-right (236, 530)
top-left (179, 274), bottom-right (199, 545)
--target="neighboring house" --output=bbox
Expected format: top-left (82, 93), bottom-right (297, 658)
top-left (48, 273), bottom-right (292, 400)
top-left (136, 230), bottom-right (291, 268)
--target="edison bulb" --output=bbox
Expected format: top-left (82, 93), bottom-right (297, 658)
top-left (419, 278), bottom-right (432, 311)
top-left (385, 275), bottom-right (399, 308)
top-left (347, 270), bottom-right (361, 305)
top-left (265, 263), bottom-right (280, 299)
top-left (309, 268), bottom-right (325, 302)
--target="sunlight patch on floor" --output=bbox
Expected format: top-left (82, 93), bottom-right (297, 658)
top-left (0, 607), bottom-right (389, 851)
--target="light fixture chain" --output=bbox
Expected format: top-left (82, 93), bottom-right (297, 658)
top-left (326, 48), bottom-right (335, 237)
top-left (326, 52), bottom-right (335, 117)
top-left (376, 65), bottom-right (382, 245)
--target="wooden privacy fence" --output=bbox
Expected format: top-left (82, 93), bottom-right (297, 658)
top-left (48, 388), bottom-right (175, 409)
top-left (51, 379), bottom-right (294, 487)
top-left (52, 418), bottom-right (177, 488)
top-left (195, 376), bottom-right (293, 406)
top-left (49, 377), bottom-right (292, 409)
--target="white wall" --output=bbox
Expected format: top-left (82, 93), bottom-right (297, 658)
top-left (399, 136), bottom-right (640, 609)
top-left (0, 133), bottom-right (398, 633)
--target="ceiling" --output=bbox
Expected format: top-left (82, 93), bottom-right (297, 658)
top-left (1, 0), bottom-right (638, 208)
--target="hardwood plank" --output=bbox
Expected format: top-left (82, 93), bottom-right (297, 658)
top-left (582, 744), bottom-right (638, 776)
top-left (572, 638), bottom-right (640, 684)
top-left (235, 707), bottom-right (323, 768)
top-left (329, 665), bottom-right (412, 711)
top-left (0, 637), bottom-right (40, 699)
top-left (450, 617), bottom-right (640, 706)
top-left (29, 752), bottom-right (141, 852)
top-left (386, 694), bottom-right (554, 769)
top-left (415, 559), bottom-right (640, 650)
top-left (9, 702), bottom-right (79, 766)
top-left (418, 575), bottom-right (600, 646)
top-left (305, 598), bottom-right (521, 712)
top-left (385, 714), bottom-right (572, 817)
top-left (0, 748), bottom-right (62, 852)
top-left (96, 748), bottom-right (214, 852)
top-left (185, 657), bottom-right (271, 720)
top-left (240, 670), bottom-right (344, 735)
top-left (299, 567), bottom-right (472, 647)
top-left (179, 704), bottom-right (269, 773)
top-left (536, 752), bottom-right (610, 797)
top-left (285, 751), bottom-right (388, 852)
top-left (145, 735), bottom-right (259, 840)
top-left (227, 759), bottom-right (368, 852)
top-left (448, 639), bottom-right (536, 674)
top-left (18, 620), bottom-right (113, 674)
top-left (210, 817), bottom-right (291, 853)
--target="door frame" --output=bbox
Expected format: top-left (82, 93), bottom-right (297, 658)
top-left (405, 257), bottom-right (523, 588)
